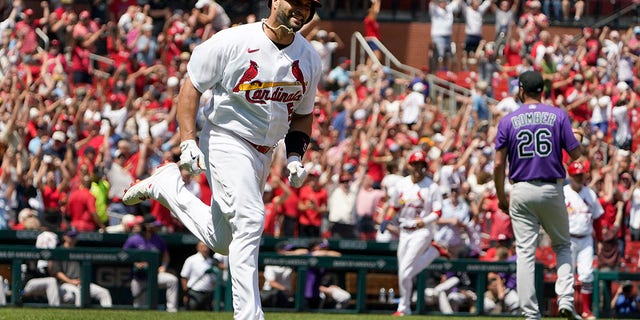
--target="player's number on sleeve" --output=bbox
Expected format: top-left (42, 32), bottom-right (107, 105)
top-left (516, 128), bottom-right (552, 158)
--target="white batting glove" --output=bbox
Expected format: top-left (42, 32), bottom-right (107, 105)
top-left (179, 139), bottom-right (206, 174)
top-left (286, 155), bottom-right (307, 188)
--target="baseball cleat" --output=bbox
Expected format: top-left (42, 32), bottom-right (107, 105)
top-left (123, 163), bottom-right (178, 205)
top-left (391, 311), bottom-right (406, 317)
top-left (559, 307), bottom-right (582, 320)
top-left (431, 241), bottom-right (451, 260)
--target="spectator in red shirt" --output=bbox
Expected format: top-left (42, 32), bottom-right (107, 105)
top-left (363, 0), bottom-right (382, 63)
top-left (35, 155), bottom-right (70, 231)
top-left (278, 182), bottom-right (300, 238)
top-left (565, 73), bottom-right (591, 124)
top-left (66, 174), bottom-right (104, 232)
top-left (297, 170), bottom-right (328, 238)
top-left (262, 174), bottom-right (292, 237)
top-left (14, 8), bottom-right (39, 57)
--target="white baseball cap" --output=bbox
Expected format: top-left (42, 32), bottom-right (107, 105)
top-left (29, 107), bottom-right (39, 119)
top-left (167, 76), bottom-right (179, 87)
top-left (412, 82), bottom-right (426, 92)
top-left (316, 30), bottom-right (328, 38)
top-left (52, 131), bottom-right (66, 142)
top-left (617, 81), bottom-right (630, 91)
top-left (195, 0), bottom-right (212, 9)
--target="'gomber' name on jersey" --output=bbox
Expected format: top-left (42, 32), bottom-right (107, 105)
top-left (511, 110), bottom-right (557, 129)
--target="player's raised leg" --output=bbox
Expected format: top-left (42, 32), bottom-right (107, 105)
top-left (122, 162), bottom-right (231, 253)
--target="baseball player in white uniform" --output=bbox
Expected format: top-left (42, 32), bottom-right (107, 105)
top-left (122, 0), bottom-right (322, 319)
top-left (382, 150), bottom-right (445, 316)
top-left (564, 161), bottom-right (604, 320)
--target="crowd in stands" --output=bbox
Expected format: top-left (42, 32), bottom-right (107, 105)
top-left (1, 0), bottom-right (640, 314)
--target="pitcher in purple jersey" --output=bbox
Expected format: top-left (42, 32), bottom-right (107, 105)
top-left (493, 70), bottom-right (584, 320)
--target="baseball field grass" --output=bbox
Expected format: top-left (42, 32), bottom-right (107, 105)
top-left (0, 308), bottom-right (620, 320)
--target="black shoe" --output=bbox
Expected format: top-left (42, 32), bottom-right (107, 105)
top-left (559, 307), bottom-right (582, 320)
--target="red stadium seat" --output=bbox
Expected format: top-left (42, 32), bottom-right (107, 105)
top-left (492, 77), bottom-right (511, 100)
top-left (455, 70), bottom-right (476, 89)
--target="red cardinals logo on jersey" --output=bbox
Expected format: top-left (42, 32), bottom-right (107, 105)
top-left (233, 60), bottom-right (259, 93)
top-left (291, 60), bottom-right (306, 94)
top-left (232, 60), bottom-right (307, 104)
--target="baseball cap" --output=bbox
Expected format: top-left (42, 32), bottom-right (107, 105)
top-left (412, 82), bottom-right (426, 92)
top-left (316, 29), bottom-right (328, 38)
top-left (338, 57), bottom-right (351, 66)
top-left (567, 161), bottom-right (588, 176)
top-left (634, 26), bottom-right (640, 34)
top-left (24, 8), bottom-right (34, 16)
top-left (442, 152), bottom-right (457, 164)
top-left (195, 0), bottom-right (212, 9)
top-left (276, 242), bottom-right (296, 251)
top-left (167, 76), bottom-right (179, 88)
top-left (79, 10), bottom-right (90, 20)
top-left (518, 71), bottom-right (544, 94)
top-left (18, 208), bottom-right (37, 224)
top-left (617, 81), bottom-right (630, 91)
top-left (29, 107), bottom-right (39, 119)
top-left (65, 229), bottom-right (78, 238)
top-left (408, 150), bottom-right (427, 164)
top-left (52, 131), bottom-right (66, 142)
top-left (526, 0), bottom-right (541, 8)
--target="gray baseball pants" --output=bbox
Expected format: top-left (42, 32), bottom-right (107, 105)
top-left (509, 181), bottom-right (575, 320)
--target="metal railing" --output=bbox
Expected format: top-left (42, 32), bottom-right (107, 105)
top-left (349, 31), bottom-right (498, 115)
top-left (573, 2), bottom-right (639, 42)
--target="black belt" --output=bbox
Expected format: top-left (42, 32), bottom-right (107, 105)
top-left (513, 178), bottom-right (560, 184)
top-left (571, 234), bottom-right (588, 239)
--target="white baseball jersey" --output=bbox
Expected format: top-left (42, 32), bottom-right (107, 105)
top-left (563, 185), bottom-right (604, 236)
top-left (180, 252), bottom-right (217, 292)
top-left (262, 265), bottom-right (293, 291)
top-left (389, 175), bottom-right (443, 226)
top-left (187, 22), bottom-right (322, 147)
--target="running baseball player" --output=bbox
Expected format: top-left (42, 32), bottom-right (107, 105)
top-left (122, 0), bottom-right (322, 319)
top-left (383, 149), bottom-right (446, 316)
top-left (494, 70), bottom-right (583, 320)
top-left (564, 161), bottom-right (604, 320)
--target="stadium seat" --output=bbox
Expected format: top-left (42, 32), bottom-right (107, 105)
top-left (455, 70), bottom-right (476, 89)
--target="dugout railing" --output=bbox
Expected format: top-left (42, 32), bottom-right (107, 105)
top-left (0, 245), bottom-right (160, 309)
top-left (253, 253), bottom-right (543, 315)
top-left (3, 232), bottom-right (634, 315)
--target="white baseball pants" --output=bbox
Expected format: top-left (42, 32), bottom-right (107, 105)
top-left (23, 277), bottom-right (60, 306)
top-left (570, 236), bottom-right (595, 285)
top-left (131, 272), bottom-right (178, 312)
top-left (150, 124), bottom-right (271, 320)
top-left (60, 282), bottom-right (112, 307)
top-left (396, 227), bottom-right (439, 315)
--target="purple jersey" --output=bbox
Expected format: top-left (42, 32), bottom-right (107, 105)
top-left (123, 233), bottom-right (168, 279)
top-left (494, 103), bottom-right (579, 181)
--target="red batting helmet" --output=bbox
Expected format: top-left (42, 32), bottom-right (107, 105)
top-left (567, 161), bottom-right (588, 176)
top-left (266, 0), bottom-right (321, 24)
top-left (408, 150), bottom-right (427, 164)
